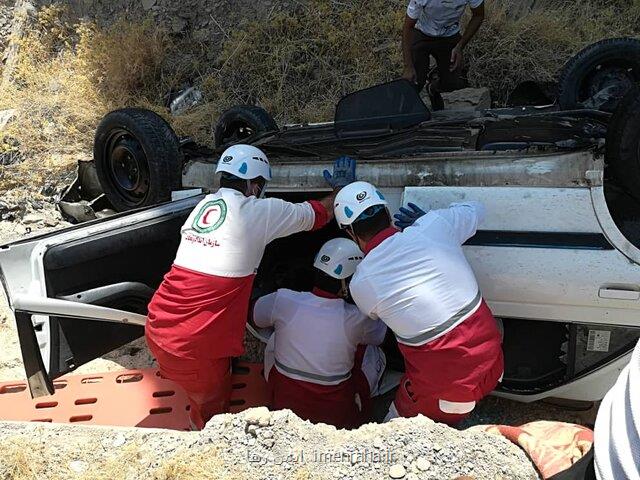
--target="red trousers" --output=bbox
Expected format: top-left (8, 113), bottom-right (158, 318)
top-left (145, 265), bottom-right (255, 429)
top-left (267, 366), bottom-right (370, 429)
top-left (147, 336), bottom-right (232, 430)
top-left (394, 300), bottom-right (504, 425)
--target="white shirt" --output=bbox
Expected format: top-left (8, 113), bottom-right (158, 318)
top-left (407, 0), bottom-right (484, 37)
top-left (594, 339), bottom-right (640, 480)
top-left (253, 289), bottom-right (387, 385)
top-left (350, 202), bottom-right (485, 346)
top-left (174, 188), bottom-right (317, 277)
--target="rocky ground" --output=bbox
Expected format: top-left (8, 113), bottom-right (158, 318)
top-left (0, 408), bottom-right (540, 480)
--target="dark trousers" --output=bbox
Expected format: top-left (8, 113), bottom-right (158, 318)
top-left (411, 30), bottom-right (465, 93)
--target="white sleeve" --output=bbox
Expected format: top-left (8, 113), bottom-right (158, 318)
top-left (253, 292), bottom-right (279, 328)
top-left (406, 0), bottom-right (423, 19)
top-left (432, 201), bottom-right (485, 244)
top-left (257, 198), bottom-right (317, 243)
top-left (469, 0), bottom-right (484, 8)
top-left (360, 318), bottom-right (387, 346)
top-left (349, 277), bottom-right (379, 321)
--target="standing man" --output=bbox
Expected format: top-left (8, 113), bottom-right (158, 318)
top-left (252, 238), bottom-right (387, 429)
top-left (333, 181), bottom-right (503, 425)
top-left (145, 146), bottom-right (356, 429)
top-left (402, 0), bottom-right (485, 109)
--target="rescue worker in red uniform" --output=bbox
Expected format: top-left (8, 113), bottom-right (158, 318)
top-left (252, 238), bottom-right (387, 429)
top-left (333, 181), bottom-right (503, 425)
top-left (146, 145), bottom-right (357, 429)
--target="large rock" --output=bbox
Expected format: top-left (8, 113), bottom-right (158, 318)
top-left (442, 87), bottom-right (492, 110)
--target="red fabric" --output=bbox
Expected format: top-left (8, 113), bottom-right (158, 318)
top-left (268, 367), bottom-right (362, 429)
top-left (146, 336), bottom-right (232, 430)
top-left (308, 200), bottom-right (330, 231)
top-left (394, 300), bottom-right (504, 425)
top-left (311, 287), bottom-right (340, 299)
top-left (146, 264), bottom-right (255, 360)
top-left (475, 422), bottom-right (594, 479)
top-left (363, 227), bottom-right (399, 255)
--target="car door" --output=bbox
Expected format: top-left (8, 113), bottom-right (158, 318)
top-left (0, 196), bottom-right (201, 398)
top-left (402, 183), bottom-right (640, 398)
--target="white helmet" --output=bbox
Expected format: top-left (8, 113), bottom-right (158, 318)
top-left (313, 238), bottom-right (364, 280)
top-left (334, 181), bottom-right (388, 228)
top-left (215, 144), bottom-right (272, 181)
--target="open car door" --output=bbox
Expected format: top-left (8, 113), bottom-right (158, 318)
top-left (0, 196), bottom-right (201, 398)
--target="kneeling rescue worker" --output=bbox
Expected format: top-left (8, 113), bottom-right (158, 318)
top-left (145, 145), bottom-right (356, 429)
top-left (334, 181), bottom-right (503, 425)
top-left (252, 238), bottom-right (387, 429)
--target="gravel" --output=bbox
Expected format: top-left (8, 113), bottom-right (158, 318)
top-left (0, 408), bottom-right (540, 479)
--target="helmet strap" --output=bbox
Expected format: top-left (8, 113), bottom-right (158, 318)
top-left (346, 225), bottom-right (366, 252)
top-left (339, 278), bottom-right (348, 299)
top-left (340, 278), bottom-right (354, 303)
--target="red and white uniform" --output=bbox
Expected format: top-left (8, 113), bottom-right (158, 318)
top-left (253, 288), bottom-right (387, 428)
top-left (349, 202), bottom-right (503, 425)
top-left (146, 188), bottom-right (328, 428)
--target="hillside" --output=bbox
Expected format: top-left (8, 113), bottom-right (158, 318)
top-left (0, 0), bottom-right (638, 198)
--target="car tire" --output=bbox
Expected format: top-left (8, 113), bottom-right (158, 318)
top-left (94, 108), bottom-right (183, 212)
top-left (214, 105), bottom-right (278, 148)
top-left (558, 37), bottom-right (640, 112)
top-left (606, 84), bottom-right (640, 196)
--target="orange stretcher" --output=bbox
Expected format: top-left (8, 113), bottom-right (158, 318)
top-left (0, 362), bottom-right (269, 430)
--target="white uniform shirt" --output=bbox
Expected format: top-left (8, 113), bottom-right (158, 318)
top-left (350, 202), bottom-right (485, 346)
top-left (407, 0), bottom-right (484, 37)
top-left (253, 289), bottom-right (387, 385)
top-left (595, 339), bottom-right (640, 480)
top-left (174, 188), bottom-right (317, 277)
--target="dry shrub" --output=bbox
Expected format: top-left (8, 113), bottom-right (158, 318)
top-left (0, 436), bottom-right (52, 480)
top-left (180, 0), bottom-right (640, 140)
top-left (0, 5), bottom-right (177, 192)
top-left (180, 0), bottom-right (405, 138)
top-left (466, 0), bottom-right (640, 102)
top-left (1, 0), bottom-right (640, 195)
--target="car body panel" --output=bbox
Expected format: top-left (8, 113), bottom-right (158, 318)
top-left (404, 185), bottom-right (640, 327)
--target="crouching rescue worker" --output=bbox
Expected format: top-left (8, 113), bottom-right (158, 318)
top-left (252, 238), bottom-right (387, 429)
top-left (334, 181), bottom-right (503, 425)
top-left (145, 146), bottom-right (356, 429)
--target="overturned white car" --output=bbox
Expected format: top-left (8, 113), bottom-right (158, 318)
top-left (3, 55), bottom-right (640, 407)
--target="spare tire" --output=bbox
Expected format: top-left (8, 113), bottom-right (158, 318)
top-left (214, 105), bottom-right (278, 148)
top-left (606, 84), bottom-right (640, 196)
top-left (558, 37), bottom-right (640, 112)
top-left (94, 108), bottom-right (182, 212)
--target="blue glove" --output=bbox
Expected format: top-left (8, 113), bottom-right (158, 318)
top-left (323, 156), bottom-right (356, 188)
top-left (393, 203), bottom-right (427, 230)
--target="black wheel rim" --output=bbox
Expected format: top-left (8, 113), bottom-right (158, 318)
top-left (578, 61), bottom-right (638, 107)
top-left (219, 120), bottom-right (255, 146)
top-left (104, 129), bottom-right (150, 207)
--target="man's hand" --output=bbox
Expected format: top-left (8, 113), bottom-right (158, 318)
top-left (323, 156), bottom-right (357, 189)
top-left (393, 202), bottom-right (427, 230)
top-left (403, 65), bottom-right (417, 84)
top-left (450, 45), bottom-right (463, 72)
